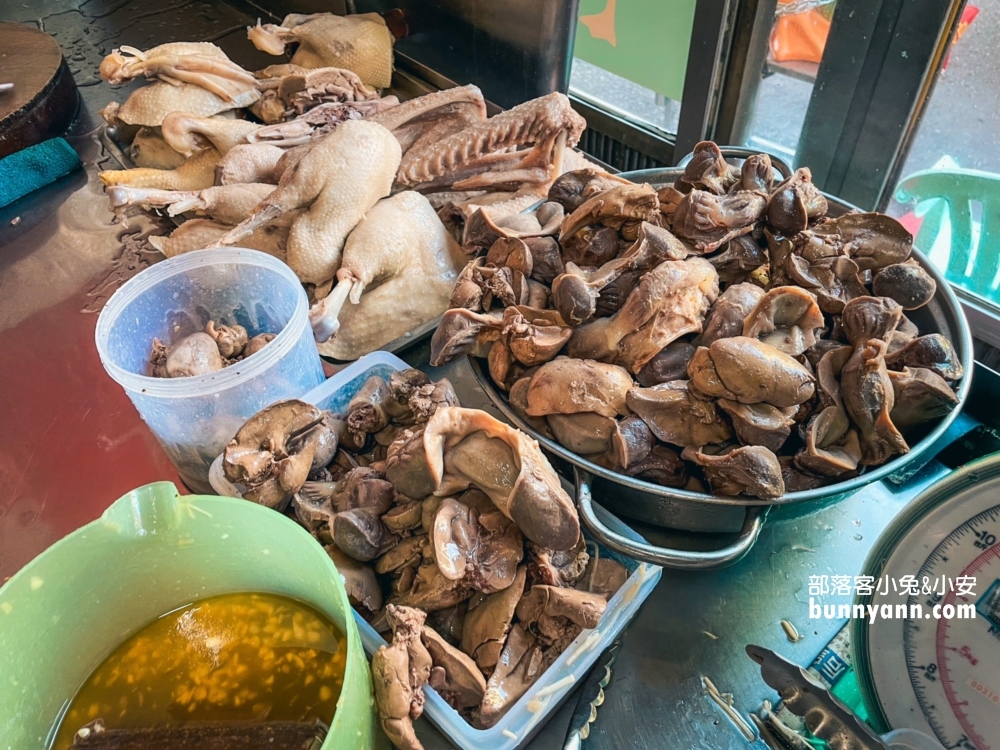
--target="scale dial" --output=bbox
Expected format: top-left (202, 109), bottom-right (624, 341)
top-left (855, 459), bottom-right (1000, 750)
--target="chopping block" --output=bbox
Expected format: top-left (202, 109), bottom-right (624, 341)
top-left (0, 22), bottom-right (79, 159)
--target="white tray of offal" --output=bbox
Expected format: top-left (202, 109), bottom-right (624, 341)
top-left (209, 351), bottom-right (661, 750)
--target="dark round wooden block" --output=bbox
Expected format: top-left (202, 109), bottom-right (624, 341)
top-left (0, 22), bottom-right (79, 159)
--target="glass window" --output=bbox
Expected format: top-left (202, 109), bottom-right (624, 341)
top-left (744, 0), bottom-right (836, 161)
top-left (570, 60), bottom-right (681, 135)
top-left (568, 0), bottom-right (696, 136)
top-left (885, 2), bottom-right (1000, 311)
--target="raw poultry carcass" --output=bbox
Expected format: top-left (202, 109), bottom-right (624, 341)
top-left (251, 66), bottom-right (381, 123)
top-left (248, 98), bottom-right (399, 146)
top-left (105, 183), bottom-right (275, 226)
top-left (215, 143), bottom-right (286, 185)
top-left (309, 191), bottom-right (466, 359)
top-left (248, 12), bottom-right (395, 88)
top-left (160, 112), bottom-right (262, 156)
top-left (368, 84), bottom-right (487, 160)
top-left (99, 43), bottom-right (260, 127)
top-left (149, 218), bottom-right (290, 260)
top-left (214, 119), bottom-right (402, 287)
top-left (99, 42), bottom-right (257, 101)
top-left (99, 148), bottom-right (220, 190)
top-left (396, 92), bottom-right (586, 194)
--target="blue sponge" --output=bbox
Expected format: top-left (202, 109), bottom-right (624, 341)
top-left (0, 137), bottom-right (81, 209)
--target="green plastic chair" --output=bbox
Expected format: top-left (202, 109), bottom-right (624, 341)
top-left (895, 168), bottom-right (1000, 301)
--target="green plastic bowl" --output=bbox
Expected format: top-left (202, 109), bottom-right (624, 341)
top-left (0, 482), bottom-right (378, 750)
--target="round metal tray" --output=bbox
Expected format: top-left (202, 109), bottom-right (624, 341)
top-left (469, 148), bottom-right (974, 569)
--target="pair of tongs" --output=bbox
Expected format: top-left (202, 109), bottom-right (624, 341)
top-left (746, 645), bottom-right (946, 750)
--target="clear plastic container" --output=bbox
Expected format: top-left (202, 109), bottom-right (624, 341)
top-left (96, 248), bottom-right (325, 493)
top-left (210, 352), bottom-right (662, 749)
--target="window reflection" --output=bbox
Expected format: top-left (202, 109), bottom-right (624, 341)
top-left (570, 59), bottom-right (681, 135)
top-left (887, 3), bottom-right (999, 309)
top-left (745, 0), bottom-right (836, 161)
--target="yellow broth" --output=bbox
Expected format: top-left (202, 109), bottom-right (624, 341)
top-left (51, 592), bottom-right (345, 749)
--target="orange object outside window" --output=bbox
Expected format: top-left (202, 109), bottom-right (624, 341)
top-left (770, 3), bottom-right (831, 65)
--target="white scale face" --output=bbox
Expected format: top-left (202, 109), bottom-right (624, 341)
top-left (862, 473), bottom-right (1000, 750)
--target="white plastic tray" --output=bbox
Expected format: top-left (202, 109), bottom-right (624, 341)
top-left (209, 351), bottom-right (662, 750)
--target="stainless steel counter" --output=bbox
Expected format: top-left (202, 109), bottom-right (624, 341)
top-left (0, 2), bottom-right (987, 748)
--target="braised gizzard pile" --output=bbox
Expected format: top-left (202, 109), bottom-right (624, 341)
top-left (221, 371), bottom-right (629, 747)
top-left (431, 141), bottom-right (963, 500)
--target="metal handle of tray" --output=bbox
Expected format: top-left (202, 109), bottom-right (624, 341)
top-left (575, 468), bottom-right (766, 569)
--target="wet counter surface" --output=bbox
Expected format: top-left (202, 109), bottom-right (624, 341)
top-left (0, 2), bottom-right (968, 748)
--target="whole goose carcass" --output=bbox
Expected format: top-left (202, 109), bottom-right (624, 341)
top-left (213, 119), bottom-right (402, 287)
top-left (248, 12), bottom-right (395, 88)
top-left (309, 191), bottom-right (467, 359)
top-left (396, 92), bottom-right (586, 193)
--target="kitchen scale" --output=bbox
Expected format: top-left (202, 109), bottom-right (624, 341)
top-left (748, 447), bottom-right (1000, 750)
top-left (852, 453), bottom-right (1000, 750)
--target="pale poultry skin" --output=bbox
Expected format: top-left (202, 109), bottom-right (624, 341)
top-left (160, 112), bottom-right (262, 156)
top-left (312, 191), bottom-right (466, 359)
top-left (216, 143), bottom-right (285, 185)
top-left (129, 127), bottom-right (186, 170)
top-left (248, 13), bottom-right (394, 88)
top-left (215, 119), bottom-right (402, 286)
top-left (99, 148), bottom-right (220, 190)
top-left (101, 81), bottom-right (260, 127)
top-left (148, 218), bottom-right (289, 260)
top-left (106, 183), bottom-right (274, 226)
top-left (99, 42), bottom-right (257, 102)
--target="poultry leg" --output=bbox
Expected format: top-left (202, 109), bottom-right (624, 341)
top-left (105, 183), bottom-right (274, 226)
top-left (310, 278), bottom-right (357, 343)
top-left (99, 148), bottom-right (220, 190)
top-left (214, 119), bottom-right (401, 285)
top-left (309, 191), bottom-right (465, 355)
